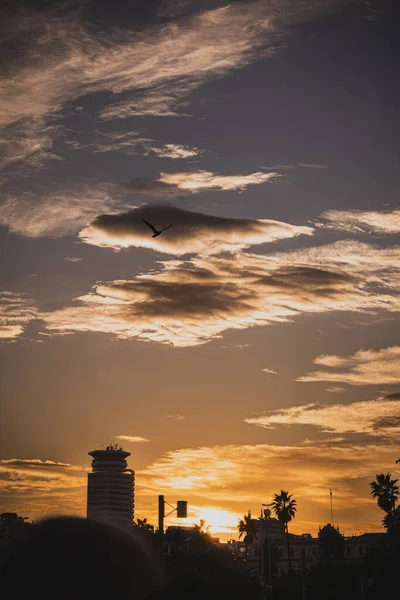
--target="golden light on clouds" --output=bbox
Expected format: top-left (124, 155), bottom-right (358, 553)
top-left (244, 394), bottom-right (400, 438)
top-left (297, 346), bottom-right (400, 385)
top-left (79, 204), bottom-right (312, 254)
top-left (1, 438), bottom-right (399, 537)
top-left (136, 442), bottom-right (400, 536)
top-left (0, 291), bottom-right (37, 339)
top-left (43, 240), bottom-right (399, 347)
top-left (319, 208), bottom-right (400, 234)
top-left (115, 435), bottom-right (150, 443)
top-left (157, 170), bottom-right (278, 191)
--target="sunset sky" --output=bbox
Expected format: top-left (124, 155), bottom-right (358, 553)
top-left (0, 0), bottom-right (399, 540)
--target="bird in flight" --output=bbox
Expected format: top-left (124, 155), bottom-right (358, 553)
top-left (141, 217), bottom-right (172, 238)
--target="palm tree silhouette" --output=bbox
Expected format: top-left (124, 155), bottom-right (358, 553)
top-left (270, 490), bottom-right (297, 573)
top-left (370, 473), bottom-right (399, 534)
top-left (370, 473), bottom-right (399, 514)
top-left (238, 511), bottom-right (257, 564)
top-left (193, 518), bottom-right (211, 534)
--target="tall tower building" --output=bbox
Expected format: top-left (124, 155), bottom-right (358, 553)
top-left (87, 443), bottom-right (135, 525)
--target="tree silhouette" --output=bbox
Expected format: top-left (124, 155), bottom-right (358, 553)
top-left (193, 519), bottom-right (211, 534)
top-left (382, 506), bottom-right (400, 535)
top-left (370, 472), bottom-right (399, 529)
top-left (238, 511), bottom-right (257, 564)
top-left (134, 517), bottom-right (155, 533)
top-left (270, 490), bottom-right (297, 573)
top-left (165, 526), bottom-right (188, 559)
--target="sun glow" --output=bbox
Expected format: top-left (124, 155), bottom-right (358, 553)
top-left (192, 507), bottom-right (239, 534)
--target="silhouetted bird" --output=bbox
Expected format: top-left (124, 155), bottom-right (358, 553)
top-left (141, 217), bottom-right (172, 237)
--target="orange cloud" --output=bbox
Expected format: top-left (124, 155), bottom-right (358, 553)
top-left (297, 346), bottom-right (400, 385)
top-left (0, 459), bottom-right (88, 519)
top-left (115, 435), bottom-right (150, 443)
top-left (136, 442), bottom-right (400, 536)
top-left (44, 241), bottom-right (399, 346)
top-left (244, 394), bottom-right (400, 439)
top-left (2, 441), bottom-right (398, 538)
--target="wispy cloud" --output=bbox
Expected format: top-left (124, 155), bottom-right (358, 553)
top-left (0, 291), bottom-right (38, 339)
top-left (156, 170), bottom-right (278, 191)
top-left (244, 394), bottom-right (400, 439)
top-left (325, 386), bottom-right (347, 393)
top-left (115, 435), bottom-right (150, 443)
top-left (318, 208), bottom-right (400, 234)
top-left (0, 458), bottom-right (88, 519)
top-left (88, 130), bottom-right (201, 160)
top-left (262, 368), bottom-right (278, 375)
top-left (43, 239), bottom-right (399, 347)
top-left (122, 170), bottom-right (278, 197)
top-left (79, 203), bottom-right (312, 254)
top-left (0, 185), bottom-right (120, 237)
top-left (64, 256), bottom-right (84, 263)
top-left (297, 346), bottom-right (400, 385)
top-left (150, 144), bottom-right (202, 159)
top-left (165, 414), bottom-right (186, 420)
top-left (261, 162), bottom-right (328, 171)
top-left (0, 2), bottom-right (275, 175)
top-left (0, 172), bottom-right (278, 239)
top-left (0, 1), bottom-right (346, 177)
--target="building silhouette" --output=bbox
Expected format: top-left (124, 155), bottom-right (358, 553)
top-left (0, 512), bottom-right (33, 551)
top-left (87, 443), bottom-right (135, 525)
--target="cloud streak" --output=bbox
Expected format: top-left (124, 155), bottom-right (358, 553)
top-left (0, 458), bottom-right (88, 519)
top-left (297, 346), bottom-right (400, 385)
top-left (244, 394), bottom-right (400, 439)
top-left (79, 204), bottom-right (312, 254)
top-left (43, 240), bottom-right (399, 346)
top-left (115, 435), bottom-right (150, 443)
top-left (150, 144), bottom-right (202, 159)
top-left (0, 185), bottom-right (120, 238)
top-left (0, 291), bottom-right (38, 339)
top-left (121, 170), bottom-right (278, 197)
top-left (318, 208), bottom-right (400, 234)
top-left (0, 1), bottom-right (347, 176)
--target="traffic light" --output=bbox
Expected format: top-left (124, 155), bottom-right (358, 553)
top-left (176, 500), bottom-right (187, 518)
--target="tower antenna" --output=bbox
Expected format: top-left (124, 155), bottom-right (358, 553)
top-left (330, 489), bottom-right (333, 522)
